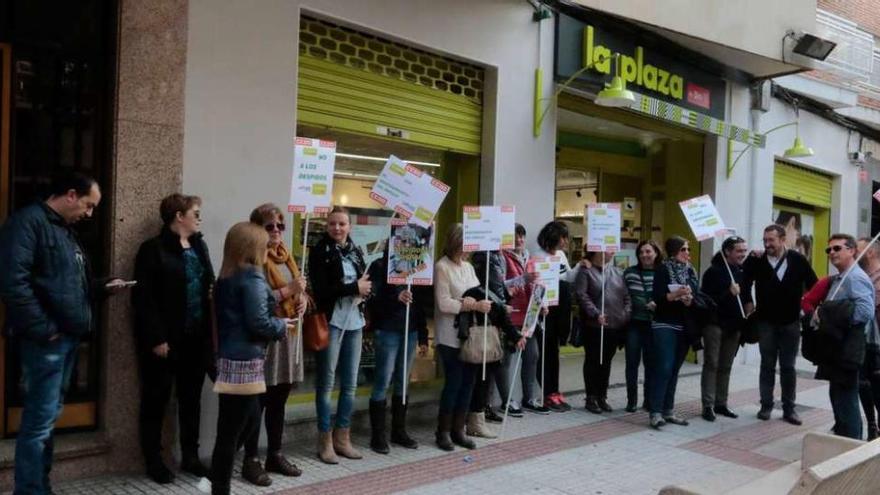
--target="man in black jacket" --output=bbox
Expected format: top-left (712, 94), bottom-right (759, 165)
top-left (0, 173), bottom-right (125, 495)
top-left (744, 224), bottom-right (818, 425)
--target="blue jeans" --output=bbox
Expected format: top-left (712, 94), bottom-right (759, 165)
top-left (15, 335), bottom-right (80, 495)
top-left (626, 320), bottom-right (653, 406)
top-left (371, 330), bottom-right (418, 401)
top-left (648, 325), bottom-right (688, 415)
top-left (437, 344), bottom-right (477, 415)
top-left (315, 326), bottom-right (363, 432)
top-left (829, 376), bottom-right (862, 440)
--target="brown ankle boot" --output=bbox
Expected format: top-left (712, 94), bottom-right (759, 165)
top-left (317, 431), bottom-right (339, 464)
top-left (332, 428), bottom-right (363, 459)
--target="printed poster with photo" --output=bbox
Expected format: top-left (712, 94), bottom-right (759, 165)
top-left (386, 219), bottom-right (435, 286)
top-left (462, 205), bottom-right (515, 252)
top-left (529, 255), bottom-right (561, 306)
top-left (288, 137), bottom-right (336, 214)
top-left (521, 284), bottom-right (546, 338)
top-left (369, 155), bottom-right (451, 228)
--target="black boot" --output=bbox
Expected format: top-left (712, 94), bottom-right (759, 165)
top-left (868, 422), bottom-right (879, 441)
top-left (369, 399), bottom-right (390, 454)
top-left (391, 395), bottom-right (419, 449)
top-left (584, 396), bottom-right (602, 414)
top-left (625, 396), bottom-right (638, 413)
top-left (145, 457), bottom-right (175, 484)
top-left (435, 413), bottom-right (454, 451)
top-left (180, 451), bottom-right (209, 478)
top-left (450, 413), bottom-right (476, 449)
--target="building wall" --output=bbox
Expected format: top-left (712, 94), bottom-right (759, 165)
top-left (819, 0), bottom-right (880, 36)
top-left (571, 0), bottom-right (817, 63)
top-left (183, 0), bottom-right (558, 447)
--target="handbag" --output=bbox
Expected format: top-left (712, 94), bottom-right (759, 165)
top-left (459, 324), bottom-right (504, 364)
top-left (302, 295), bottom-right (330, 352)
top-left (568, 315), bottom-right (584, 348)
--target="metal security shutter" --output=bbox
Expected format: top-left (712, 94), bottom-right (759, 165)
top-left (297, 17), bottom-right (483, 155)
top-left (773, 161), bottom-right (833, 208)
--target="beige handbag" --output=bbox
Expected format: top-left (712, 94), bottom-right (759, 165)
top-left (459, 324), bottom-right (504, 364)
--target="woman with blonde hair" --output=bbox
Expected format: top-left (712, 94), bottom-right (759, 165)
top-left (209, 222), bottom-right (292, 495)
top-left (239, 204), bottom-right (308, 486)
top-left (308, 206), bottom-right (371, 464)
top-left (434, 223), bottom-right (491, 451)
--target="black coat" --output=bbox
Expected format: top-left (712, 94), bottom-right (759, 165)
top-left (0, 203), bottom-right (101, 341)
top-left (744, 250), bottom-right (818, 325)
top-left (812, 299), bottom-right (865, 384)
top-left (471, 251), bottom-right (508, 302)
top-left (132, 227), bottom-right (215, 352)
top-left (702, 255), bottom-right (751, 330)
top-left (457, 285), bottom-right (522, 350)
top-left (308, 234), bottom-right (367, 321)
top-left (367, 254), bottom-right (430, 346)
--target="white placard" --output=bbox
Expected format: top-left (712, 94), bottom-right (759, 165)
top-left (521, 285), bottom-right (546, 339)
top-left (288, 137), bottom-right (335, 214)
top-left (387, 219), bottom-right (435, 286)
top-left (369, 155), bottom-right (451, 228)
top-left (529, 255), bottom-right (561, 306)
top-left (679, 194), bottom-right (726, 241)
top-left (462, 205), bottom-right (515, 252)
top-left (586, 203), bottom-right (622, 252)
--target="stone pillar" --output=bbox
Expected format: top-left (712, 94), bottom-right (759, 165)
top-left (102, 0), bottom-right (189, 472)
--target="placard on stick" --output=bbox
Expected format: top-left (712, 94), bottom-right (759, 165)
top-left (288, 137), bottom-right (335, 214)
top-left (462, 205), bottom-right (515, 252)
top-left (679, 195), bottom-right (726, 241)
top-left (387, 219), bottom-right (435, 286)
top-left (369, 155), bottom-right (450, 228)
top-left (586, 203), bottom-right (622, 252)
top-left (529, 255), bottom-right (561, 306)
top-left (521, 285), bottom-right (546, 339)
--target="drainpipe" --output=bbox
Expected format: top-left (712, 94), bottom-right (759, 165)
top-left (747, 107), bottom-right (762, 248)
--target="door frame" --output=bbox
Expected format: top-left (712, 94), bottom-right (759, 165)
top-left (1, 42), bottom-right (12, 436)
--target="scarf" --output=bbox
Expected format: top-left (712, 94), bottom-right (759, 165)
top-left (664, 258), bottom-right (697, 289)
top-left (264, 242), bottom-right (301, 318)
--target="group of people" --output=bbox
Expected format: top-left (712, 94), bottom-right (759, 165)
top-left (2, 172), bottom-right (879, 495)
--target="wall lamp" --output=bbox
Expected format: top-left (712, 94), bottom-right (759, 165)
top-left (534, 52), bottom-right (636, 137)
top-left (727, 120), bottom-right (813, 177)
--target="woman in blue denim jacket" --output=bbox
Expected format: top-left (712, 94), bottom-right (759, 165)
top-left (209, 222), bottom-right (291, 495)
top-left (308, 206), bottom-right (372, 464)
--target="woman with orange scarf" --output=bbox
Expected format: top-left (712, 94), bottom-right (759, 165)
top-left (240, 203), bottom-right (307, 487)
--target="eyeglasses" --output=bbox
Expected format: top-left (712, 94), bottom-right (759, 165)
top-left (825, 245), bottom-right (848, 254)
top-left (264, 223), bottom-right (286, 233)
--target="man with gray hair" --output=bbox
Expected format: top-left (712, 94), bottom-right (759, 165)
top-left (857, 237), bottom-right (880, 439)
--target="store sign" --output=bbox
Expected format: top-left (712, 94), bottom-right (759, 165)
top-left (556, 13), bottom-right (726, 119)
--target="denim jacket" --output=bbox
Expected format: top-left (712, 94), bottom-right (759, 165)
top-left (213, 266), bottom-right (286, 360)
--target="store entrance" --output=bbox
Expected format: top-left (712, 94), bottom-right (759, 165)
top-left (0, 0), bottom-right (116, 437)
top-left (555, 93), bottom-right (706, 269)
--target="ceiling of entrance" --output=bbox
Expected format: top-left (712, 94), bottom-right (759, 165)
top-left (556, 109), bottom-right (671, 146)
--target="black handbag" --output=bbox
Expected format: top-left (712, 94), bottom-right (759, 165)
top-left (568, 315), bottom-right (584, 348)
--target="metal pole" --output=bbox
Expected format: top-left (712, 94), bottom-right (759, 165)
top-left (600, 252), bottom-right (605, 366)
top-left (402, 280), bottom-right (412, 405)
top-left (483, 250), bottom-right (490, 380)
top-left (296, 212), bottom-right (310, 366)
top-left (499, 348), bottom-right (523, 440)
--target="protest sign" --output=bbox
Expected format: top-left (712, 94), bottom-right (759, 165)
top-left (521, 284), bottom-right (546, 339)
top-left (586, 203), bottom-right (622, 252)
top-left (462, 205), bottom-right (515, 252)
top-left (288, 137), bottom-right (335, 214)
top-left (679, 195), bottom-right (726, 241)
top-left (530, 255), bottom-right (561, 306)
top-left (386, 219), bottom-right (435, 286)
top-left (369, 155), bottom-right (450, 228)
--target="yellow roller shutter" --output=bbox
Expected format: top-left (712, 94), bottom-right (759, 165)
top-left (297, 17), bottom-right (483, 155)
top-left (773, 161), bottom-right (833, 208)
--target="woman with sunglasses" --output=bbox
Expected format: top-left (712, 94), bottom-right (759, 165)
top-left (133, 193), bottom-right (214, 484)
top-left (239, 204), bottom-right (308, 486)
top-left (648, 236), bottom-right (699, 429)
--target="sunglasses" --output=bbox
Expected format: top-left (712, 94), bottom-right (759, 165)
top-left (825, 245), bottom-right (849, 254)
top-left (264, 222), bottom-right (286, 233)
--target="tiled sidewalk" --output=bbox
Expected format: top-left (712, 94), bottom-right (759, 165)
top-left (7, 356), bottom-right (838, 495)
